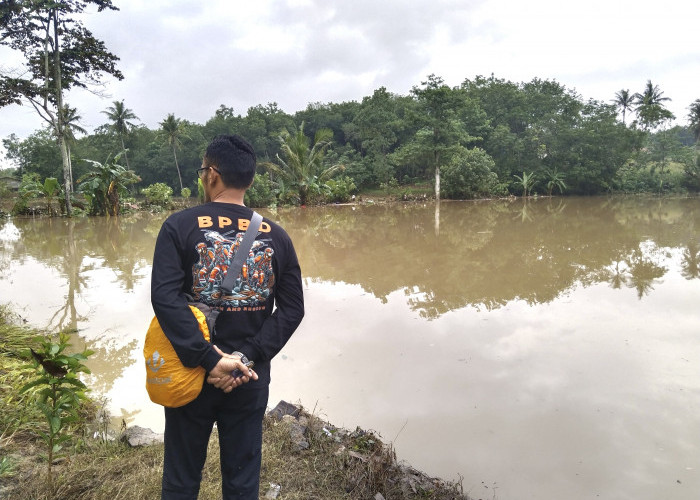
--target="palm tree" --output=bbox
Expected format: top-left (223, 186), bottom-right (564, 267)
top-left (102, 100), bottom-right (139, 169)
top-left (262, 122), bottom-right (343, 205)
top-left (612, 89), bottom-right (635, 125)
top-left (688, 99), bottom-right (700, 144)
top-left (159, 113), bottom-right (189, 191)
top-left (62, 105), bottom-right (88, 141)
top-left (633, 80), bottom-right (674, 130)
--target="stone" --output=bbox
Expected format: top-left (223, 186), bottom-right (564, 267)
top-left (122, 425), bottom-right (164, 447)
top-left (264, 483), bottom-right (281, 498)
top-left (268, 400), bottom-right (301, 420)
top-left (281, 415), bottom-right (309, 451)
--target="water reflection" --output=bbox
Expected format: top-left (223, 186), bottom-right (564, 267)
top-left (1, 196), bottom-right (699, 500)
top-left (1, 214), bottom-right (157, 399)
top-left (270, 197), bottom-right (700, 318)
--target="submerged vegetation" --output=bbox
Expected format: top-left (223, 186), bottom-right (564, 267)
top-left (0, 307), bottom-right (468, 499)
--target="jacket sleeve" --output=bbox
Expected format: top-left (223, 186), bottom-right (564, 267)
top-left (236, 236), bottom-right (305, 362)
top-left (150, 220), bottom-right (221, 372)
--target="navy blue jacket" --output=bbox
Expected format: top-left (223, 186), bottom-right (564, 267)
top-left (151, 203), bottom-right (304, 384)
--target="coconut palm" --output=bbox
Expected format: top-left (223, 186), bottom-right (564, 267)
top-left (102, 100), bottom-right (139, 168)
top-left (633, 80), bottom-right (674, 130)
top-left (262, 122), bottom-right (343, 205)
top-left (612, 89), bottom-right (635, 125)
top-left (688, 99), bottom-right (700, 144)
top-left (158, 113), bottom-right (189, 191)
top-left (62, 105), bottom-right (88, 141)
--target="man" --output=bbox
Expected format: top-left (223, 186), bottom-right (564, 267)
top-left (151, 134), bottom-right (305, 499)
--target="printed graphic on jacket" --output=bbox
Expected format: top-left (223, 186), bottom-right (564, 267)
top-left (191, 229), bottom-right (274, 309)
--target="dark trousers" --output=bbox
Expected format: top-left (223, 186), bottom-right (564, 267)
top-left (161, 381), bottom-right (269, 499)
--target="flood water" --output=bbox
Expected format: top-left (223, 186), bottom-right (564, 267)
top-left (1, 196), bottom-right (698, 500)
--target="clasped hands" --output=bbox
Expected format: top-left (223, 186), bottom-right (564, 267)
top-left (206, 345), bottom-right (258, 393)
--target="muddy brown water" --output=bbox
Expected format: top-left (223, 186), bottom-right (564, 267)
top-left (1, 196), bottom-right (698, 500)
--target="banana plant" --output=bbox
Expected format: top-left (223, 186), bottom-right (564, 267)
top-left (543, 167), bottom-right (567, 196)
top-left (18, 174), bottom-right (61, 215)
top-left (513, 170), bottom-right (536, 197)
top-left (78, 151), bottom-right (140, 215)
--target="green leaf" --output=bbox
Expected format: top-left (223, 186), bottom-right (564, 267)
top-left (49, 416), bottom-right (62, 434)
top-left (19, 378), bottom-right (45, 393)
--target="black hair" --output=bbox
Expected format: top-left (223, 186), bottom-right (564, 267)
top-left (203, 134), bottom-right (256, 189)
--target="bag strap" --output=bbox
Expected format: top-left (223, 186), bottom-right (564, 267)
top-left (220, 211), bottom-right (263, 296)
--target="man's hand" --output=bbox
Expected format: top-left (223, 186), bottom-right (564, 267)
top-left (206, 345), bottom-right (258, 393)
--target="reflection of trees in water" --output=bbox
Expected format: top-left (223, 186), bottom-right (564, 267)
top-left (4, 214), bottom-right (161, 395)
top-left (7, 199), bottom-right (699, 324)
top-left (681, 242), bottom-right (700, 280)
top-left (82, 337), bottom-right (140, 395)
top-left (280, 197), bottom-right (700, 318)
top-left (598, 242), bottom-right (669, 298)
top-left (604, 260), bottom-right (630, 289)
top-left (0, 219), bottom-right (18, 276)
top-left (8, 213), bottom-right (157, 332)
top-left (625, 246), bottom-right (667, 298)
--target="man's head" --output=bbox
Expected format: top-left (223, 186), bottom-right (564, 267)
top-left (202, 134), bottom-right (256, 189)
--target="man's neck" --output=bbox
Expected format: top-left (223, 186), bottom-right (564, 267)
top-left (208, 189), bottom-right (246, 206)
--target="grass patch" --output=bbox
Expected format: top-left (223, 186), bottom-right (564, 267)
top-left (1, 305), bottom-right (469, 499)
top-left (0, 305), bottom-right (45, 441)
top-left (3, 409), bottom-right (468, 500)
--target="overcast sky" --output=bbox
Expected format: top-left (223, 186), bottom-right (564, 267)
top-left (1, 0), bottom-right (699, 168)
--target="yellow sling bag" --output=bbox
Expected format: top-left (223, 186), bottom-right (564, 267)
top-left (144, 305), bottom-right (211, 408)
top-left (144, 211), bottom-right (262, 408)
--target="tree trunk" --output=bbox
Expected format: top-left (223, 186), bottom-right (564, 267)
top-left (120, 136), bottom-right (130, 169)
top-left (172, 146), bottom-right (183, 191)
top-left (59, 135), bottom-right (72, 215)
top-left (52, 9), bottom-right (72, 216)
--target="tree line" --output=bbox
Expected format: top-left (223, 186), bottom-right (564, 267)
top-left (2, 2), bottom-right (700, 214)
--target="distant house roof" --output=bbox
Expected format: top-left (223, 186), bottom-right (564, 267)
top-left (0, 176), bottom-right (20, 190)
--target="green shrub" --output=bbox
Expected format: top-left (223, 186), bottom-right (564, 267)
top-left (245, 173), bottom-right (276, 208)
top-left (324, 175), bottom-right (357, 203)
top-left (442, 148), bottom-right (499, 199)
top-left (197, 178), bottom-right (205, 203)
top-left (180, 187), bottom-right (191, 198)
top-left (682, 153), bottom-right (700, 192)
top-left (618, 164), bottom-right (686, 194)
top-left (379, 177), bottom-right (399, 194)
top-left (141, 183), bottom-right (173, 208)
